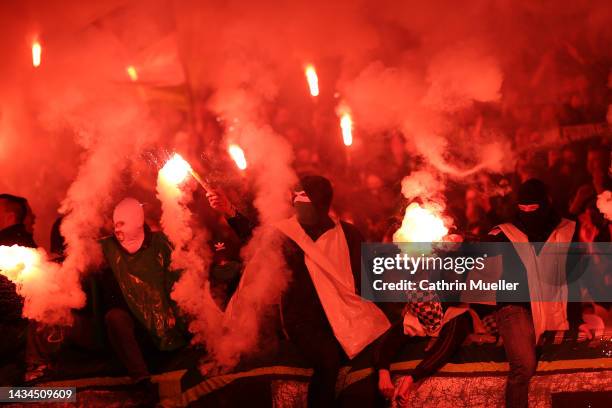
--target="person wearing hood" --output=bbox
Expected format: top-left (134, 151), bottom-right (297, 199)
top-left (98, 198), bottom-right (188, 398)
top-left (488, 179), bottom-right (585, 408)
top-left (207, 175), bottom-right (390, 408)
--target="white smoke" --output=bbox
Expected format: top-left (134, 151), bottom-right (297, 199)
top-left (156, 157), bottom-right (223, 347)
top-left (0, 245), bottom-right (83, 325)
top-left (597, 190), bottom-right (612, 221)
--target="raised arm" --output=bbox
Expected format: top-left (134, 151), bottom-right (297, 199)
top-left (206, 188), bottom-right (256, 242)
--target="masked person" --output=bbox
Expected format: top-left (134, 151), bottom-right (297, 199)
top-left (488, 179), bottom-right (583, 408)
top-left (98, 198), bottom-right (187, 399)
top-left (207, 176), bottom-right (390, 408)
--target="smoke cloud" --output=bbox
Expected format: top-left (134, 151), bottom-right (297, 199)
top-left (0, 0), bottom-right (610, 356)
top-left (0, 245), bottom-right (83, 325)
top-left (156, 158), bottom-right (223, 348)
top-left (597, 191), bottom-right (612, 221)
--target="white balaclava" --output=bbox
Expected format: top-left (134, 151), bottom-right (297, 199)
top-left (113, 197), bottom-right (145, 254)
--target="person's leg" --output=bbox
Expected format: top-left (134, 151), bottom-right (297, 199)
top-left (0, 320), bottom-right (28, 385)
top-left (24, 321), bottom-right (64, 381)
top-left (286, 321), bottom-right (343, 408)
top-left (66, 313), bottom-right (103, 351)
top-left (104, 308), bottom-right (149, 381)
top-left (496, 305), bottom-right (537, 408)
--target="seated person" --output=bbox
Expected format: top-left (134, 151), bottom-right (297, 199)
top-left (374, 296), bottom-right (495, 407)
top-left (98, 198), bottom-right (189, 400)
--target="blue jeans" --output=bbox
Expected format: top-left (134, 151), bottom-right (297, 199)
top-left (496, 305), bottom-right (537, 408)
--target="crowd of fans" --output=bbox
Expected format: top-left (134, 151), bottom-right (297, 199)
top-left (0, 67), bottom-right (610, 406)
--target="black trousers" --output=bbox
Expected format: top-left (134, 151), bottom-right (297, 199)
top-left (104, 308), bottom-right (151, 381)
top-left (284, 317), bottom-right (346, 408)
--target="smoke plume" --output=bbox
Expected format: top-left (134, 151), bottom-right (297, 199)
top-left (0, 0), bottom-right (610, 356)
top-left (597, 191), bottom-right (612, 221)
top-left (0, 245), bottom-right (83, 325)
top-left (156, 156), bottom-right (223, 347)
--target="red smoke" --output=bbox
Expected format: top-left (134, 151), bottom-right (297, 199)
top-left (0, 0), bottom-right (609, 338)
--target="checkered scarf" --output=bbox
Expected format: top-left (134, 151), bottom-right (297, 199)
top-left (404, 290), bottom-right (443, 335)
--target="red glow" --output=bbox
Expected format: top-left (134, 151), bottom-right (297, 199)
top-left (32, 41), bottom-right (41, 68)
top-left (126, 66), bottom-right (138, 81)
top-left (305, 64), bottom-right (319, 96)
top-left (340, 112), bottom-right (353, 146)
top-left (393, 202), bottom-right (449, 242)
top-left (228, 144), bottom-right (247, 170)
top-left (159, 153), bottom-right (192, 185)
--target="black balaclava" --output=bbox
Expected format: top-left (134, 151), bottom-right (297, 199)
top-left (293, 175), bottom-right (334, 241)
top-left (515, 178), bottom-right (561, 242)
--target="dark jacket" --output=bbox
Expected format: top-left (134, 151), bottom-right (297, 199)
top-left (98, 226), bottom-right (187, 351)
top-left (227, 213), bottom-right (364, 329)
top-left (488, 219), bottom-right (583, 327)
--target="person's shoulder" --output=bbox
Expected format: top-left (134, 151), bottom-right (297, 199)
top-left (488, 226), bottom-right (502, 236)
top-left (99, 234), bottom-right (117, 249)
top-left (99, 234), bottom-right (114, 243)
top-left (340, 220), bottom-right (364, 240)
top-left (99, 235), bottom-right (121, 260)
top-left (0, 224), bottom-right (37, 248)
top-left (486, 226), bottom-right (509, 242)
top-left (150, 231), bottom-right (173, 248)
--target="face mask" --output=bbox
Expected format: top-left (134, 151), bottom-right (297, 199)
top-left (295, 202), bottom-right (319, 226)
top-left (517, 202), bottom-right (552, 239)
top-left (292, 189), bottom-right (320, 226)
top-left (113, 198), bottom-right (145, 254)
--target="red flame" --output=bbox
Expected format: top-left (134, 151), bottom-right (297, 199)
top-left (159, 153), bottom-right (192, 185)
top-left (0, 244), bottom-right (41, 281)
top-left (393, 202), bottom-right (449, 242)
top-left (305, 64), bottom-right (319, 96)
top-left (340, 112), bottom-right (353, 146)
top-left (126, 66), bottom-right (138, 81)
top-left (228, 144), bottom-right (247, 170)
top-left (32, 41), bottom-right (42, 68)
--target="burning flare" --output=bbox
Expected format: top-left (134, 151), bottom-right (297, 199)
top-left (393, 202), bottom-right (449, 242)
top-left (159, 153), bottom-right (192, 185)
top-left (228, 144), bottom-right (247, 170)
top-left (0, 245), bottom-right (83, 325)
top-left (156, 157), bottom-right (223, 359)
top-left (0, 245), bottom-right (40, 279)
top-left (160, 153), bottom-right (212, 192)
top-left (32, 41), bottom-right (42, 68)
top-left (340, 112), bottom-right (353, 146)
top-left (305, 64), bottom-right (319, 96)
top-left (126, 65), bottom-right (138, 81)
